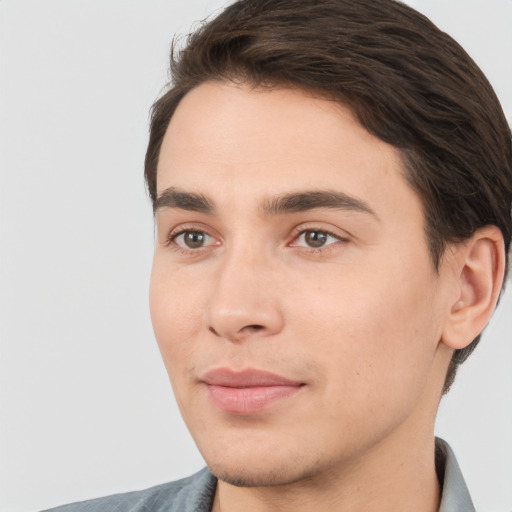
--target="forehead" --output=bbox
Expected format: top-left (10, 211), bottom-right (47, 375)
top-left (156, 81), bottom-right (419, 222)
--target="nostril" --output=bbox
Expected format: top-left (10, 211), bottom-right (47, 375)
top-left (246, 325), bottom-right (264, 331)
top-left (208, 324), bottom-right (264, 339)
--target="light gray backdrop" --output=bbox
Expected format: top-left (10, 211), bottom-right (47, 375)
top-left (1, 1), bottom-right (510, 511)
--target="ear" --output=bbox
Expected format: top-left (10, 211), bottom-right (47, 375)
top-left (441, 226), bottom-right (506, 350)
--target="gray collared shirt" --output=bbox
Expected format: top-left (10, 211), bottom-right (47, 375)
top-left (42, 438), bottom-right (475, 512)
top-left (437, 438), bottom-right (476, 512)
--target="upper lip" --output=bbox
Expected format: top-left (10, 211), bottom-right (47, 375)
top-left (201, 368), bottom-right (303, 388)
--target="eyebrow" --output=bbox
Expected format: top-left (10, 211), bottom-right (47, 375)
top-left (262, 190), bottom-right (378, 218)
top-left (154, 187), bottom-right (377, 219)
top-left (154, 187), bottom-right (214, 214)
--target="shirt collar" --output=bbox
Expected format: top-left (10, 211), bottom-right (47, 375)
top-left (436, 438), bottom-right (476, 512)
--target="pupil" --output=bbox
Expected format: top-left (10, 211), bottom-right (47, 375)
top-left (305, 231), bottom-right (327, 247)
top-left (185, 232), bottom-right (205, 248)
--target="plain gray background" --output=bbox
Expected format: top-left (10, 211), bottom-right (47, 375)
top-left (1, 1), bottom-right (511, 511)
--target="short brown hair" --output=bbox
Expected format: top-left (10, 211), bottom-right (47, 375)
top-left (145, 0), bottom-right (512, 392)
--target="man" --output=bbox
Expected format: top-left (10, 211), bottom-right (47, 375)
top-left (42, 0), bottom-right (511, 511)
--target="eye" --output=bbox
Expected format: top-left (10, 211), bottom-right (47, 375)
top-left (293, 229), bottom-right (341, 249)
top-left (171, 230), bottom-right (216, 250)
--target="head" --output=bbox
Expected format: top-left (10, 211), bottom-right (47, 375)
top-left (145, 0), bottom-right (511, 487)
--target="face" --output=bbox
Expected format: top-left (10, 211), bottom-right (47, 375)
top-left (150, 82), bottom-right (454, 487)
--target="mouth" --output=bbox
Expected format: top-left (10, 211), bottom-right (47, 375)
top-left (200, 368), bottom-right (305, 414)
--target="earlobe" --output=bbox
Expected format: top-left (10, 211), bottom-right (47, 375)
top-left (442, 226), bottom-right (506, 350)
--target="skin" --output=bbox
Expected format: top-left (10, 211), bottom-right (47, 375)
top-left (149, 81), bottom-right (503, 512)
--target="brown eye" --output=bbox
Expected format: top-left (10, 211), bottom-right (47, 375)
top-left (304, 230), bottom-right (328, 248)
top-left (172, 230), bottom-right (214, 249)
top-left (291, 229), bottom-right (342, 250)
top-left (184, 232), bottom-right (206, 248)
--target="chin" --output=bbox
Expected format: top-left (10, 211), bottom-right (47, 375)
top-left (202, 439), bottom-right (338, 489)
top-left (207, 459), bottom-right (319, 488)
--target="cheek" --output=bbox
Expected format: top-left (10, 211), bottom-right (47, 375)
top-left (149, 262), bottom-right (206, 371)
top-left (295, 258), bottom-right (440, 399)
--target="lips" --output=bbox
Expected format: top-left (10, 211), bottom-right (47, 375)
top-left (201, 368), bottom-right (304, 414)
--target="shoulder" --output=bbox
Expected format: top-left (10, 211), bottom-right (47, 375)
top-left (40, 468), bottom-right (217, 512)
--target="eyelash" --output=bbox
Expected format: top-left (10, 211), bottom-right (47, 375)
top-left (167, 227), bottom-right (216, 254)
top-left (290, 227), bottom-right (346, 254)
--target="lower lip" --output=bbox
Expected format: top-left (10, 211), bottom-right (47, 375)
top-left (206, 384), bottom-right (303, 414)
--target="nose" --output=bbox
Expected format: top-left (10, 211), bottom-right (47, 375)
top-left (205, 249), bottom-right (285, 343)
